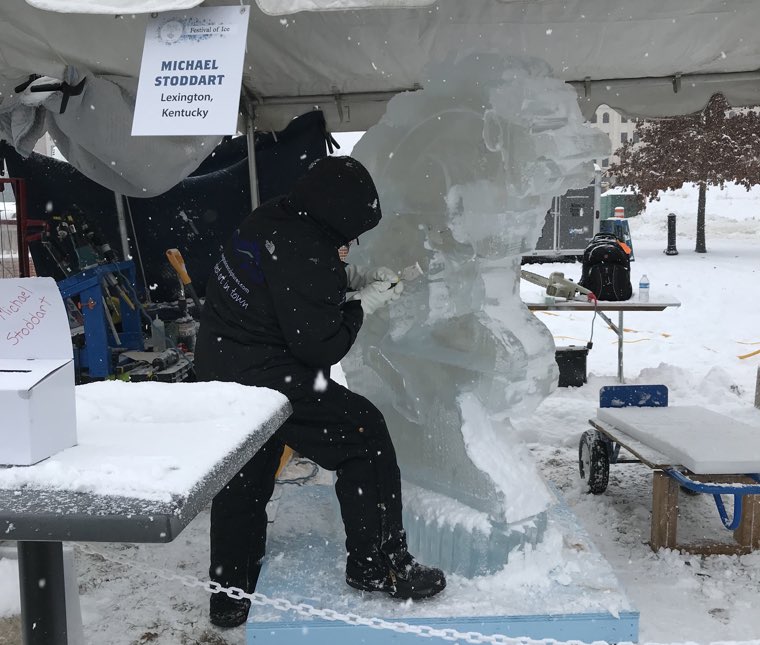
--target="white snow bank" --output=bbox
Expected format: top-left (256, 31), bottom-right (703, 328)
top-left (627, 182), bottom-right (760, 241)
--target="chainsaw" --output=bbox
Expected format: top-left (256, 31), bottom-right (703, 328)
top-left (520, 269), bottom-right (595, 301)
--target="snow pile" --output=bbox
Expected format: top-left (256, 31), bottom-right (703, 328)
top-left (630, 182), bottom-right (760, 241)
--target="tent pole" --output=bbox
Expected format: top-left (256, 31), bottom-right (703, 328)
top-left (114, 192), bottom-right (130, 261)
top-left (245, 99), bottom-right (260, 212)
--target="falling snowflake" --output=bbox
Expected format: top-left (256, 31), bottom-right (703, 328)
top-left (313, 370), bottom-right (328, 392)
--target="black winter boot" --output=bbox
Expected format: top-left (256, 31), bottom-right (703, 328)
top-left (346, 551), bottom-right (446, 600)
top-left (208, 560), bottom-right (261, 628)
top-left (209, 592), bottom-right (251, 628)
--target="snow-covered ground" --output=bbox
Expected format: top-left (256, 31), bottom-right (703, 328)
top-left (512, 182), bottom-right (760, 644)
top-left (1, 183), bottom-right (759, 644)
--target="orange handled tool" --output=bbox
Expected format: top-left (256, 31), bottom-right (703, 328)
top-left (166, 248), bottom-right (203, 314)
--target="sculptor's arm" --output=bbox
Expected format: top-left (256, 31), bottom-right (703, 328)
top-left (265, 252), bottom-right (363, 367)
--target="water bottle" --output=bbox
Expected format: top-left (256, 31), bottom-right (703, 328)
top-left (639, 274), bottom-right (650, 303)
top-left (151, 316), bottom-right (167, 352)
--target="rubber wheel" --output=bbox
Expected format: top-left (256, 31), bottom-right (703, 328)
top-left (579, 430), bottom-right (610, 494)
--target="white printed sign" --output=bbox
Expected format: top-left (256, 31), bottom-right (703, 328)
top-left (0, 278), bottom-right (72, 360)
top-left (132, 5), bottom-right (250, 136)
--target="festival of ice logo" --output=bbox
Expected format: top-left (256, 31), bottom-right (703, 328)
top-left (158, 20), bottom-right (184, 44)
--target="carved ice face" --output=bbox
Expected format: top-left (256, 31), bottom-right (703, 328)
top-left (354, 56), bottom-right (608, 261)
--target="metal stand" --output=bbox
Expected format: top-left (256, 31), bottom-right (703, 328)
top-left (664, 213), bottom-right (679, 255)
top-left (595, 310), bottom-right (626, 383)
top-left (244, 96), bottom-right (260, 211)
top-left (113, 193), bottom-right (131, 264)
top-left (18, 541), bottom-right (68, 645)
top-left (526, 299), bottom-right (680, 386)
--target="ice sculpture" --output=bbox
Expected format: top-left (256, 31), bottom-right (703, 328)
top-left (343, 55), bottom-right (610, 576)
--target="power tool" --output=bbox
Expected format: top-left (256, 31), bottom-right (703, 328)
top-left (520, 269), bottom-right (595, 301)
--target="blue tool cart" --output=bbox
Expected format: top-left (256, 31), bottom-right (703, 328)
top-left (58, 261), bottom-right (143, 379)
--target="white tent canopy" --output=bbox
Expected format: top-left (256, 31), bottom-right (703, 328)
top-left (23, 0), bottom-right (437, 13)
top-left (2, 0), bottom-right (760, 194)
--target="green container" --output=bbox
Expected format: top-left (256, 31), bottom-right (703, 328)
top-left (600, 193), bottom-right (641, 220)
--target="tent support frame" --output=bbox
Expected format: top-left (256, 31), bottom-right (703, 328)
top-left (244, 95), bottom-right (260, 212)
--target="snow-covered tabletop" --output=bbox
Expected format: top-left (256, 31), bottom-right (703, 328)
top-left (0, 381), bottom-right (291, 542)
top-left (597, 406), bottom-right (760, 475)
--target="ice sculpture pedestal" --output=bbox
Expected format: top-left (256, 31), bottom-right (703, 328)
top-left (246, 483), bottom-right (639, 645)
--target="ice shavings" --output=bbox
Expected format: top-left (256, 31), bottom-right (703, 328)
top-left (0, 381), bottom-right (288, 502)
top-left (401, 480), bottom-right (492, 535)
top-left (445, 523), bottom-right (632, 619)
top-left (459, 393), bottom-right (553, 522)
top-left (252, 482), bottom-right (633, 622)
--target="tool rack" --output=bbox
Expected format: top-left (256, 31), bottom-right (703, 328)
top-left (58, 261), bottom-right (143, 379)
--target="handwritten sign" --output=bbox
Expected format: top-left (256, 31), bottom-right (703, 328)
top-left (0, 278), bottom-right (72, 360)
top-left (131, 5), bottom-right (250, 136)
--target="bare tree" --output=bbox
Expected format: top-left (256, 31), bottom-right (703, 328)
top-left (609, 94), bottom-right (760, 253)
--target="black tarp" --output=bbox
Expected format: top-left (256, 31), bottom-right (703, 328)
top-left (1, 110), bottom-right (332, 301)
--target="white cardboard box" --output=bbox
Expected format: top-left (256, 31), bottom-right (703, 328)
top-left (0, 277), bottom-right (77, 465)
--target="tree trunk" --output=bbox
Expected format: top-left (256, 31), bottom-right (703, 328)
top-left (695, 182), bottom-right (707, 253)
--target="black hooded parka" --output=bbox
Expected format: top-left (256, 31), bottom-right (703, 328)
top-left (194, 157), bottom-right (407, 595)
top-left (194, 155), bottom-right (381, 392)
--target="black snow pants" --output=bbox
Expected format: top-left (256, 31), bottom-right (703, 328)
top-left (208, 378), bottom-right (406, 592)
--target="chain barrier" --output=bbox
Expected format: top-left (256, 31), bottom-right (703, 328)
top-left (75, 542), bottom-right (611, 645)
top-left (76, 542), bottom-right (760, 645)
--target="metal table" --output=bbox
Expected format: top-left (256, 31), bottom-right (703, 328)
top-left (524, 297), bottom-right (681, 382)
top-left (0, 399), bottom-right (291, 645)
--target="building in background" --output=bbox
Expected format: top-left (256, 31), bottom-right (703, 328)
top-left (590, 105), bottom-right (639, 169)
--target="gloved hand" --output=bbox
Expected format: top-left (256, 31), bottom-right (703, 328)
top-left (345, 265), bottom-right (398, 290)
top-left (349, 280), bottom-right (404, 315)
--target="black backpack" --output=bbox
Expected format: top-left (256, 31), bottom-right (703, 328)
top-left (578, 233), bottom-right (632, 301)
